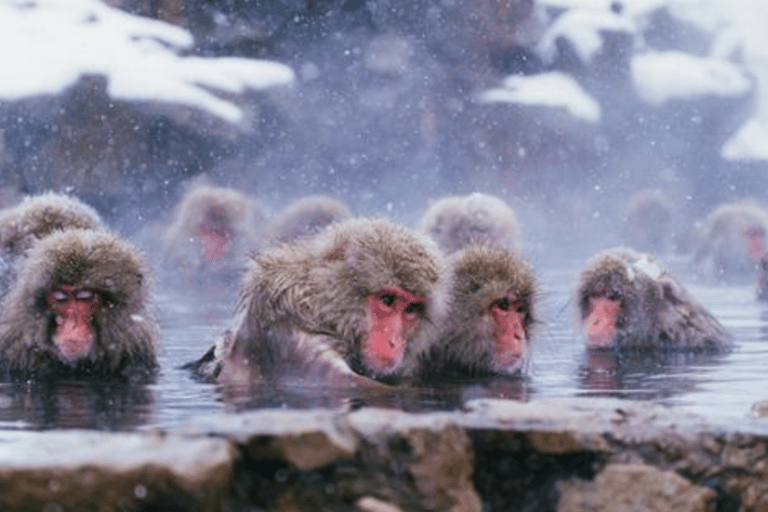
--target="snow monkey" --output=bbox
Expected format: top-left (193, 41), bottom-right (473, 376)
top-left (270, 195), bottom-right (353, 243)
top-left (419, 192), bottom-right (521, 254)
top-left (0, 229), bottom-right (158, 379)
top-left (577, 247), bottom-right (730, 351)
top-left (186, 218), bottom-right (447, 385)
top-left (417, 244), bottom-right (537, 379)
top-left (163, 183), bottom-right (265, 280)
top-left (693, 199), bottom-right (768, 280)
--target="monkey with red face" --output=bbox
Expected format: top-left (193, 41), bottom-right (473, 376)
top-left (0, 229), bottom-right (158, 379)
top-left (577, 247), bottom-right (730, 352)
top-left (163, 184), bottom-right (266, 284)
top-left (417, 245), bottom-right (537, 379)
top-left (186, 218), bottom-right (447, 386)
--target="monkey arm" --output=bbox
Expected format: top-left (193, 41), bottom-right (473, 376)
top-left (267, 324), bottom-right (393, 389)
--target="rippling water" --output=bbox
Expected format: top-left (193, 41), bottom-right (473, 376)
top-left (2, 258), bottom-right (767, 431)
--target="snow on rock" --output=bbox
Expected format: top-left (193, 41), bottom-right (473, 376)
top-left (631, 51), bottom-right (752, 105)
top-left (0, 0), bottom-right (295, 123)
top-left (477, 72), bottom-right (601, 123)
top-left (539, 8), bottom-right (635, 64)
top-left (722, 118), bottom-right (768, 161)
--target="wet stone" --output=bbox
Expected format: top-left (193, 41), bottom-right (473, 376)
top-left (0, 430), bottom-right (235, 511)
top-left (2, 400), bottom-right (768, 510)
top-left (557, 463), bottom-right (718, 512)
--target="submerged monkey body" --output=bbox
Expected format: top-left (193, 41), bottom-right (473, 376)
top-left (578, 247), bottom-right (731, 352)
top-left (191, 218), bottom-right (447, 384)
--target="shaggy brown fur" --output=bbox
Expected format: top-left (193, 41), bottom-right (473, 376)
top-left (0, 192), bottom-right (103, 257)
top-left (420, 192), bottom-right (521, 254)
top-left (188, 218), bottom-right (447, 384)
top-left (270, 195), bottom-right (353, 243)
top-left (577, 247), bottom-right (731, 351)
top-left (419, 245), bottom-right (537, 378)
top-left (0, 229), bottom-right (158, 379)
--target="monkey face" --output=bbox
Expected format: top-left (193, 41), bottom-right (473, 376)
top-left (745, 226), bottom-right (766, 263)
top-left (362, 287), bottom-right (426, 376)
top-left (486, 292), bottom-right (528, 374)
top-left (584, 295), bottom-right (622, 348)
top-left (47, 285), bottom-right (101, 363)
top-left (199, 221), bottom-right (234, 261)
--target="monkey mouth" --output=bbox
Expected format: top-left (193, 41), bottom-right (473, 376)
top-left (54, 334), bottom-right (95, 363)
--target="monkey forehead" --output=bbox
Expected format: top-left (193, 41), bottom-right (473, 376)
top-left (451, 245), bottom-right (535, 295)
top-left (579, 250), bottom-right (637, 291)
top-left (323, 218), bottom-right (446, 291)
top-left (19, 229), bottom-right (150, 300)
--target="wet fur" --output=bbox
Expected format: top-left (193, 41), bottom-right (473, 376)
top-left (0, 229), bottom-right (158, 379)
top-left (0, 192), bottom-right (104, 296)
top-left (419, 245), bottom-right (537, 378)
top-left (0, 192), bottom-right (103, 257)
top-left (577, 247), bottom-right (731, 351)
top-left (189, 218), bottom-right (447, 384)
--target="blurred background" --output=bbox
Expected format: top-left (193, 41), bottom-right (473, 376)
top-left (0, 0), bottom-right (766, 259)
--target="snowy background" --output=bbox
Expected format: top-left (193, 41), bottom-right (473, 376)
top-left (0, 0), bottom-right (767, 253)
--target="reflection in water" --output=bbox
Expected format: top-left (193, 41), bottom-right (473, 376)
top-left (0, 379), bottom-right (154, 430)
top-left (218, 375), bottom-right (530, 414)
top-left (577, 348), bottom-right (728, 400)
top-left (0, 275), bottom-right (764, 430)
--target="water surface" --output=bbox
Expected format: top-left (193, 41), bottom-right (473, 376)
top-left (2, 261), bottom-right (766, 431)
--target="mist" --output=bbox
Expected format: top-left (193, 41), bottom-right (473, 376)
top-left (0, 0), bottom-right (766, 265)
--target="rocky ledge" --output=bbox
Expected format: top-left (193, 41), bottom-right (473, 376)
top-left (2, 399), bottom-right (768, 511)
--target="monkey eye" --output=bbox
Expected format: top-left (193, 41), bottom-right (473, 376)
top-left (494, 297), bottom-right (511, 311)
top-left (51, 290), bottom-right (68, 302)
top-left (76, 290), bottom-right (94, 300)
top-left (607, 290), bottom-right (621, 301)
top-left (404, 302), bottom-right (425, 315)
top-left (380, 293), bottom-right (396, 307)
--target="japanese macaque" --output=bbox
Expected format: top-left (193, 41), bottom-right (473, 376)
top-left (419, 192), bottom-right (521, 254)
top-left (417, 245), bottom-right (537, 379)
top-left (692, 199), bottom-right (768, 280)
top-left (620, 189), bottom-right (673, 253)
top-left (163, 184), bottom-right (265, 282)
top-left (186, 218), bottom-right (447, 385)
top-left (0, 192), bottom-right (103, 258)
top-left (577, 247), bottom-right (731, 351)
top-left (0, 229), bottom-right (158, 379)
top-left (270, 195), bottom-right (353, 243)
